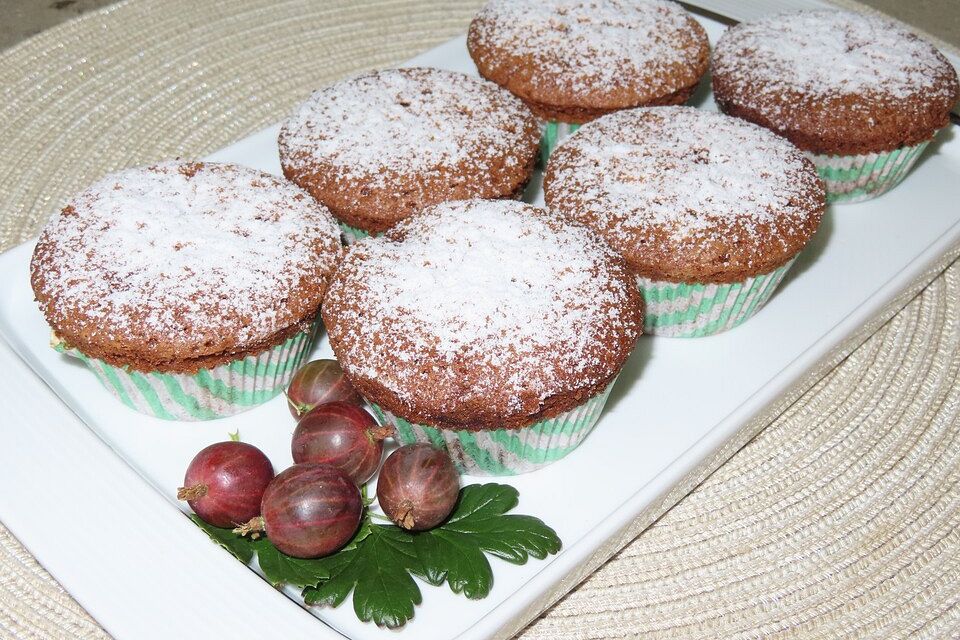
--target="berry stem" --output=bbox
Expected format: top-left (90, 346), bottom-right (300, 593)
top-left (361, 484), bottom-right (373, 508)
top-left (283, 388), bottom-right (311, 418)
top-left (368, 425), bottom-right (395, 442)
top-left (395, 500), bottom-right (416, 530)
top-left (233, 516), bottom-right (266, 537)
top-left (176, 484), bottom-right (208, 501)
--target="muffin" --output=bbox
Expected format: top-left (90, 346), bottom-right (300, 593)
top-left (712, 10), bottom-right (959, 204)
top-left (544, 107), bottom-right (825, 337)
top-left (278, 67), bottom-right (540, 243)
top-left (321, 199), bottom-right (643, 475)
top-left (468, 0), bottom-right (710, 161)
top-left (30, 161), bottom-right (343, 420)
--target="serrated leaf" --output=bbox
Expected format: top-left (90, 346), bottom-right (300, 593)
top-left (446, 483), bottom-right (519, 523)
top-left (341, 516), bottom-right (372, 553)
top-left (412, 530), bottom-right (493, 598)
top-left (189, 515), bottom-right (371, 589)
top-left (250, 515), bottom-right (371, 588)
top-left (191, 483), bottom-right (561, 629)
top-left (189, 515), bottom-right (254, 564)
top-left (303, 524), bottom-right (424, 628)
top-left (251, 537), bottom-right (330, 588)
top-left (447, 512), bottom-right (561, 563)
top-left (411, 484), bottom-right (561, 598)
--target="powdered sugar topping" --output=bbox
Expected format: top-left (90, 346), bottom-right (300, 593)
top-left (468, 0), bottom-right (708, 101)
top-left (32, 162), bottom-right (342, 352)
top-left (323, 200), bottom-right (641, 418)
top-left (545, 107), bottom-right (823, 268)
top-left (713, 10), bottom-right (958, 104)
top-left (279, 67), bottom-right (535, 187)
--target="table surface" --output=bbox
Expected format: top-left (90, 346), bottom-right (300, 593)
top-left (0, 0), bottom-right (957, 50)
top-left (0, 0), bottom-right (958, 50)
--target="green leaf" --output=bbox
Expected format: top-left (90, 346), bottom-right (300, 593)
top-left (189, 515), bottom-right (254, 564)
top-left (410, 484), bottom-right (562, 599)
top-left (342, 516), bottom-right (373, 552)
top-left (187, 516), bottom-right (336, 588)
top-left (251, 537), bottom-right (330, 588)
top-left (190, 484), bottom-right (561, 629)
top-left (448, 482), bottom-right (520, 521)
top-left (188, 513), bottom-right (372, 590)
top-left (249, 517), bottom-right (371, 588)
top-left (412, 529), bottom-right (492, 598)
top-left (303, 524), bottom-right (424, 628)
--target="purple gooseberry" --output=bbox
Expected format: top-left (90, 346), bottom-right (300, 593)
top-left (292, 401), bottom-right (392, 485)
top-left (376, 444), bottom-right (459, 531)
top-left (286, 359), bottom-right (363, 419)
top-left (237, 463), bottom-right (362, 558)
top-left (177, 441), bottom-right (274, 528)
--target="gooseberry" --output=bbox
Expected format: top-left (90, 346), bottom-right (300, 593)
top-left (292, 401), bottom-right (392, 485)
top-left (286, 359), bottom-right (363, 418)
top-left (236, 463), bottom-right (362, 558)
top-left (376, 443), bottom-right (459, 531)
top-left (177, 441), bottom-right (274, 528)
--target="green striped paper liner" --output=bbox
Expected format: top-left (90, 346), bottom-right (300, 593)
top-left (339, 221), bottom-right (374, 245)
top-left (809, 140), bottom-right (929, 204)
top-left (540, 121), bottom-right (580, 166)
top-left (638, 259), bottom-right (795, 338)
top-left (369, 379), bottom-right (617, 476)
top-left (53, 323), bottom-right (318, 421)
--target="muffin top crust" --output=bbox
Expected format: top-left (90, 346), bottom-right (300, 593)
top-left (279, 67), bottom-right (540, 233)
top-left (467, 0), bottom-right (710, 122)
top-left (544, 107), bottom-right (825, 283)
top-left (30, 161), bottom-right (342, 372)
top-left (712, 10), bottom-right (960, 155)
top-left (321, 199), bottom-right (643, 431)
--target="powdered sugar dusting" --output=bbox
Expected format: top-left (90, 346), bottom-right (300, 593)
top-left (545, 107), bottom-right (823, 271)
top-left (32, 162), bottom-right (342, 352)
top-left (279, 67), bottom-right (535, 187)
top-left (323, 200), bottom-right (641, 418)
top-left (713, 10), bottom-right (958, 107)
top-left (468, 0), bottom-right (707, 101)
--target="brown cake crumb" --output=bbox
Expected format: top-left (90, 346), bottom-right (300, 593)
top-left (321, 199), bottom-right (643, 431)
top-left (544, 107), bottom-right (825, 283)
top-left (278, 67), bottom-right (540, 235)
top-left (712, 10), bottom-right (960, 156)
top-left (30, 161), bottom-right (343, 373)
top-left (467, 0), bottom-right (710, 123)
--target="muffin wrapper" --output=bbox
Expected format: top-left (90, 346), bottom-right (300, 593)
top-left (369, 379), bottom-right (617, 476)
top-left (339, 221), bottom-right (375, 245)
top-left (638, 259), bottom-right (795, 338)
top-left (54, 323), bottom-right (318, 421)
top-left (809, 140), bottom-right (929, 204)
top-left (540, 121), bottom-right (581, 166)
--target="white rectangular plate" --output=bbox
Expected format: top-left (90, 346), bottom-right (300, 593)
top-left (2, 6), bottom-right (960, 640)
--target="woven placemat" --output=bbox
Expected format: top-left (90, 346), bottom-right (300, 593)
top-left (1, 1), bottom-right (959, 638)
